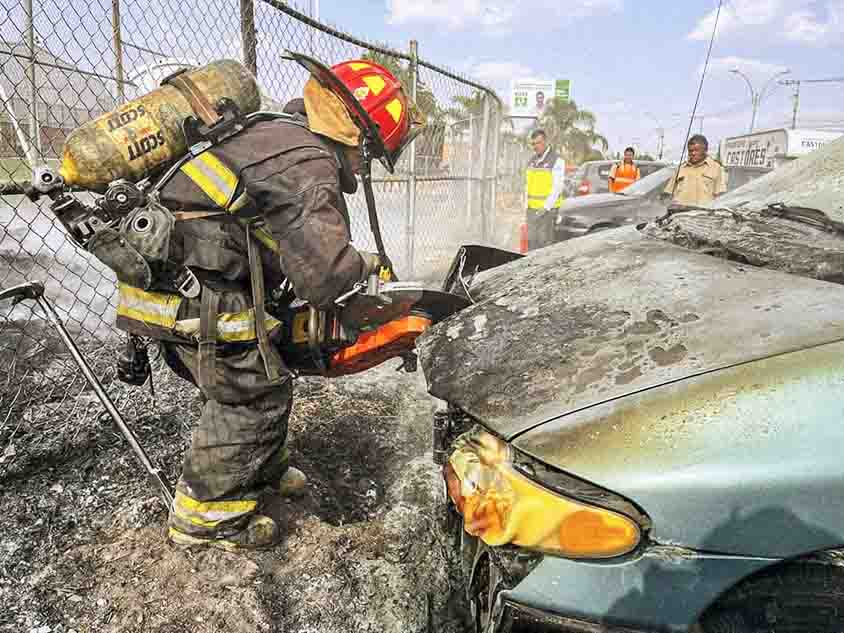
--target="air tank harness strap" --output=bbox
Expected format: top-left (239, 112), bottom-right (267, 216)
top-left (197, 286), bottom-right (220, 397)
top-left (165, 72), bottom-right (221, 127)
top-left (246, 227), bottom-right (286, 383)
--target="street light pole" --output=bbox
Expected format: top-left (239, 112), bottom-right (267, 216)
top-left (644, 112), bottom-right (665, 160)
top-left (730, 68), bottom-right (790, 133)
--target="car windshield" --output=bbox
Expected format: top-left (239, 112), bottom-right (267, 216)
top-left (617, 166), bottom-right (676, 196)
top-left (644, 137), bottom-right (844, 284)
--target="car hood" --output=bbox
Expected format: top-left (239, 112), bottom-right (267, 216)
top-left (562, 193), bottom-right (628, 210)
top-left (418, 226), bottom-right (844, 440)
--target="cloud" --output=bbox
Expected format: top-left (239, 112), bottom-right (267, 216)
top-left (386, 0), bottom-right (621, 32)
top-left (469, 61), bottom-right (536, 84)
top-left (688, 0), bottom-right (782, 40)
top-left (784, 4), bottom-right (844, 42)
top-left (687, 0), bottom-right (844, 45)
top-left (706, 56), bottom-right (790, 78)
top-left (594, 101), bottom-right (630, 115)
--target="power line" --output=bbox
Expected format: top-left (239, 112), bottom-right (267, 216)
top-left (780, 77), bottom-right (844, 128)
top-left (667, 0), bottom-right (722, 173)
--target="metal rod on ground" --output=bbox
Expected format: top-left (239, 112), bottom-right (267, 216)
top-left (31, 291), bottom-right (174, 509)
top-left (240, 0), bottom-right (258, 75)
top-left (407, 39), bottom-right (418, 278)
top-left (25, 0), bottom-right (41, 163)
top-left (112, 0), bottom-right (125, 103)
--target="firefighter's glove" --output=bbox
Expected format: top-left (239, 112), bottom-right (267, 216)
top-left (117, 337), bottom-right (151, 386)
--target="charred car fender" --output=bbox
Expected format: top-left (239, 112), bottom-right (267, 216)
top-left (513, 340), bottom-right (844, 559)
top-left (495, 550), bottom-right (776, 633)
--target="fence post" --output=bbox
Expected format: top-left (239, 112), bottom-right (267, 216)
top-left (240, 0), bottom-right (258, 75)
top-left (406, 39), bottom-right (418, 278)
top-left (112, 0), bottom-right (125, 103)
top-left (488, 101), bottom-right (500, 244)
top-left (25, 0), bottom-right (41, 164)
top-left (466, 114), bottom-right (474, 225)
top-left (478, 94), bottom-right (491, 242)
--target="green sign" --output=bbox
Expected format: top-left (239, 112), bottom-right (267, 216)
top-left (555, 79), bottom-right (571, 103)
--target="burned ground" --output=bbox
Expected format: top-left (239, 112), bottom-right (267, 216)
top-left (0, 328), bottom-right (467, 633)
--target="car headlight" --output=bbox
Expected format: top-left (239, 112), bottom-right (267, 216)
top-left (444, 427), bottom-right (642, 559)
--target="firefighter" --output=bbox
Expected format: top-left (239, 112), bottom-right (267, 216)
top-left (608, 147), bottom-right (641, 193)
top-left (114, 58), bottom-right (419, 551)
top-left (525, 129), bottom-right (565, 250)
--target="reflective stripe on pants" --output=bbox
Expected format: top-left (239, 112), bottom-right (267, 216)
top-left (163, 342), bottom-right (293, 538)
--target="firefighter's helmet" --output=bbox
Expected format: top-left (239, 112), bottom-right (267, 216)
top-left (286, 51), bottom-right (424, 172)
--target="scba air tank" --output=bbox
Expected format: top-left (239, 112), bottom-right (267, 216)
top-left (59, 59), bottom-right (261, 192)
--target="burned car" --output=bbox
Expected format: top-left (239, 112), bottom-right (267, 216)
top-left (419, 137), bottom-right (844, 632)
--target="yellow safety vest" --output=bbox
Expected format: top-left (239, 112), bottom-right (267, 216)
top-left (526, 167), bottom-right (562, 210)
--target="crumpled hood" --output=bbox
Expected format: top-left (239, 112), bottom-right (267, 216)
top-left (418, 227), bottom-right (844, 440)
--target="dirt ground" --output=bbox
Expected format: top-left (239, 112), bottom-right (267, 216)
top-left (0, 332), bottom-right (468, 633)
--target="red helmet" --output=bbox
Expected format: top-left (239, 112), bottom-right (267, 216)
top-left (287, 51), bottom-right (422, 172)
top-left (330, 59), bottom-right (410, 156)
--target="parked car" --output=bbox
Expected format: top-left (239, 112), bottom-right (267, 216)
top-left (421, 136), bottom-right (844, 632)
top-left (566, 159), bottom-right (668, 197)
top-left (555, 164), bottom-right (774, 243)
top-left (555, 165), bottom-right (676, 240)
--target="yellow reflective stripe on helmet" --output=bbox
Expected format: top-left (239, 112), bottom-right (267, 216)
top-left (181, 151), bottom-right (239, 209)
top-left (385, 98), bottom-right (403, 123)
top-left (363, 74), bottom-right (386, 96)
top-left (173, 308), bottom-right (282, 342)
top-left (348, 62), bottom-right (371, 71)
top-left (173, 491), bottom-right (256, 528)
top-left (116, 283), bottom-right (182, 328)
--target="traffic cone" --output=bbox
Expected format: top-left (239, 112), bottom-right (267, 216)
top-left (519, 223), bottom-right (529, 254)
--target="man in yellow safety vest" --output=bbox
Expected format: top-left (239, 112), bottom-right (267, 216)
top-left (525, 129), bottom-right (565, 250)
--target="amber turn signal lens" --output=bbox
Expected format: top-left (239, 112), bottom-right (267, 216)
top-left (558, 509), bottom-right (642, 558)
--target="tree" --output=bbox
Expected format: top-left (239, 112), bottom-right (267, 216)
top-left (537, 99), bottom-right (608, 164)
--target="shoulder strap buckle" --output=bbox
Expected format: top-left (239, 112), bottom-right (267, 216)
top-left (174, 267), bottom-right (201, 299)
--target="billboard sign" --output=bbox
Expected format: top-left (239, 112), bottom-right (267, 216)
top-left (511, 78), bottom-right (571, 118)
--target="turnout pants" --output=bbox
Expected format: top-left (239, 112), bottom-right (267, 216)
top-left (526, 209), bottom-right (556, 251)
top-left (163, 341), bottom-right (292, 538)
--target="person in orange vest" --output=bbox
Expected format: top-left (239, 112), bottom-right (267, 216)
top-left (608, 147), bottom-right (641, 193)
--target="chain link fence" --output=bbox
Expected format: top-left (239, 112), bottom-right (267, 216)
top-left (0, 0), bottom-right (526, 440)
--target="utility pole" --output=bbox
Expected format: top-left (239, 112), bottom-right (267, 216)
top-left (780, 77), bottom-right (844, 130)
top-left (780, 79), bottom-right (801, 129)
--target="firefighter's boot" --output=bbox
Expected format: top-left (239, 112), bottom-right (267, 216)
top-left (168, 515), bottom-right (280, 552)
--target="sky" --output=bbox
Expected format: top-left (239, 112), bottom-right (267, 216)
top-left (312, 0), bottom-right (844, 160)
